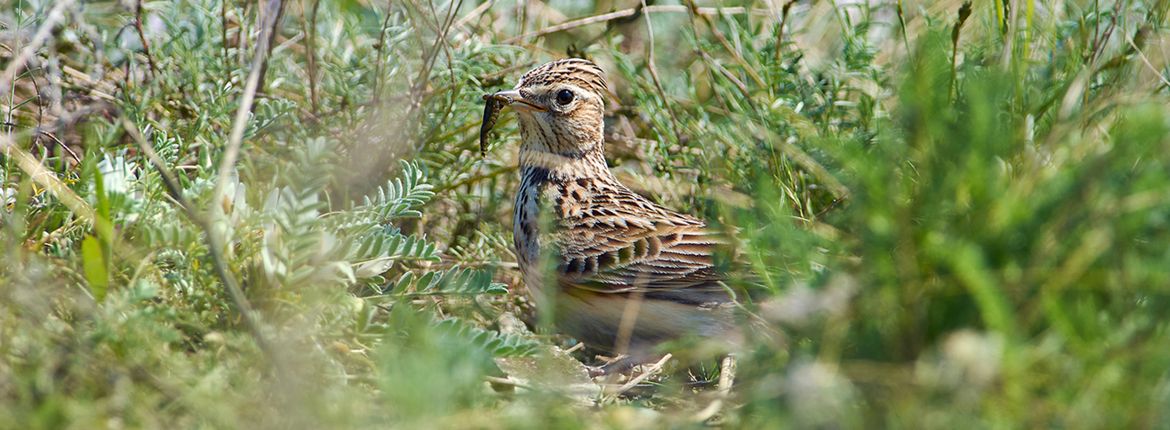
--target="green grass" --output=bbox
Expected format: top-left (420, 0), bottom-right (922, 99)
top-left (3, 0), bottom-right (1170, 427)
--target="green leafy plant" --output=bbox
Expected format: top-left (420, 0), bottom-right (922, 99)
top-left (3, 0), bottom-right (1170, 428)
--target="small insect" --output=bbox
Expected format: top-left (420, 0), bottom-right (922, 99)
top-left (479, 93), bottom-right (512, 157)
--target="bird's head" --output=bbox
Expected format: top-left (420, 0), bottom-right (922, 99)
top-left (489, 59), bottom-right (609, 158)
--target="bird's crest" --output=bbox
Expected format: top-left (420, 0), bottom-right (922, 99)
top-left (517, 58), bottom-right (609, 98)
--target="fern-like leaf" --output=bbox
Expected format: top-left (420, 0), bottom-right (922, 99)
top-left (433, 318), bottom-right (538, 358)
top-left (389, 267), bottom-right (507, 296)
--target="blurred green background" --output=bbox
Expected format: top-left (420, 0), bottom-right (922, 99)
top-left (2, 0), bottom-right (1170, 427)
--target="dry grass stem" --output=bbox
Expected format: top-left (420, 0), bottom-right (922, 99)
top-left (603, 353), bottom-right (672, 400)
top-left (0, 134), bottom-right (94, 222)
top-left (211, 0), bottom-right (283, 217)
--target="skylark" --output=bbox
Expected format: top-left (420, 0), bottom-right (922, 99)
top-left (484, 59), bottom-right (746, 373)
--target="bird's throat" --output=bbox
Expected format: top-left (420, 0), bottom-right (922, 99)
top-left (518, 146), bottom-right (613, 181)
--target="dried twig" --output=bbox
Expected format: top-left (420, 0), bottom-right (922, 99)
top-left (409, 0), bottom-right (463, 104)
top-left (1126, 35), bottom-right (1170, 89)
top-left (950, 2), bottom-right (973, 101)
top-left (638, 0), bottom-right (684, 145)
top-left (895, 0), bottom-right (911, 60)
top-left (776, 0), bottom-right (797, 64)
top-left (133, 0), bottom-right (159, 78)
top-left (1, 122), bottom-right (79, 163)
top-left (504, 5), bottom-right (770, 44)
top-left (430, 0), bottom-right (464, 97)
top-left (198, 0), bottom-right (286, 363)
top-left (453, 0), bottom-right (494, 29)
top-left (1087, 1), bottom-right (1123, 67)
top-left (373, 4), bottom-right (394, 103)
top-left (221, 0), bottom-right (230, 60)
top-left (683, 0), bottom-right (765, 88)
top-left (699, 50), bottom-right (750, 100)
top-left (301, 0), bottom-right (321, 116)
top-left (485, 375), bottom-right (533, 390)
top-left (564, 342), bottom-right (585, 354)
top-left (692, 355), bottom-right (737, 422)
top-left (254, 0), bottom-right (288, 95)
top-left (25, 60), bottom-right (46, 149)
top-left (0, 134), bottom-right (95, 222)
top-left (602, 353), bottom-right (672, 400)
top-left (212, 0), bottom-right (282, 215)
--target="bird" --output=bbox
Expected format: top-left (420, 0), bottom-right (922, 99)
top-left (485, 58), bottom-right (751, 374)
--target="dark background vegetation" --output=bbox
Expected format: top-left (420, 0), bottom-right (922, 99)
top-left (3, 0), bottom-right (1170, 427)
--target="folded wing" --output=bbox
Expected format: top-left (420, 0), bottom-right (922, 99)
top-left (553, 187), bottom-right (738, 305)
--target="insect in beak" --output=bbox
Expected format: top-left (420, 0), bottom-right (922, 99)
top-left (479, 90), bottom-right (546, 157)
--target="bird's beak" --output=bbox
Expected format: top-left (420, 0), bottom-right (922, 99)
top-left (479, 89), bottom-right (547, 157)
top-left (490, 89), bottom-right (546, 112)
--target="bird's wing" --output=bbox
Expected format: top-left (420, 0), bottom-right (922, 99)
top-left (553, 189), bottom-right (738, 305)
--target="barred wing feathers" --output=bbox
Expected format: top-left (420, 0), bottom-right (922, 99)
top-left (552, 186), bottom-right (737, 305)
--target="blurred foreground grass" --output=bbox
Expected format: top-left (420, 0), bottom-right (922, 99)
top-left (3, 0), bottom-right (1170, 427)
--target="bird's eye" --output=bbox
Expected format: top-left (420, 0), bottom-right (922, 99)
top-left (556, 89), bottom-right (575, 105)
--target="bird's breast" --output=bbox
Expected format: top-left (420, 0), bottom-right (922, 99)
top-left (512, 178), bottom-right (543, 269)
top-left (513, 167), bottom-right (599, 288)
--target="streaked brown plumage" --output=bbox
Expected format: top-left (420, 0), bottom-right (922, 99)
top-left (487, 59), bottom-right (744, 371)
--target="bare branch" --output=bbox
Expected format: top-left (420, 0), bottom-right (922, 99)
top-left (602, 354), bottom-right (672, 400)
top-left (134, 0), bottom-right (160, 78)
top-left (503, 5), bottom-right (770, 44)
